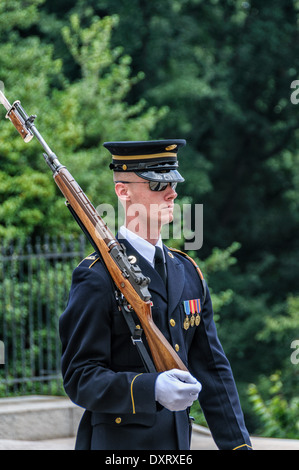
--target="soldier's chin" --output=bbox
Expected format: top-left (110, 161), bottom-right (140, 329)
top-left (160, 208), bottom-right (174, 225)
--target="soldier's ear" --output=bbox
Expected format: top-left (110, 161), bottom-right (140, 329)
top-left (115, 182), bottom-right (131, 201)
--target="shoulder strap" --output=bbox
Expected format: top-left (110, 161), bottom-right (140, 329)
top-left (77, 252), bottom-right (101, 269)
top-left (115, 292), bottom-right (156, 373)
top-left (169, 248), bottom-right (207, 306)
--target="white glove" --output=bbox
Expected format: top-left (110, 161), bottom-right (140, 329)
top-left (155, 369), bottom-right (202, 412)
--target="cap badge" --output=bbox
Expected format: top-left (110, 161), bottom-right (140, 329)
top-left (165, 144), bottom-right (177, 151)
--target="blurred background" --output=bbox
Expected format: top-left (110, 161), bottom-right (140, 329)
top-left (0, 0), bottom-right (298, 439)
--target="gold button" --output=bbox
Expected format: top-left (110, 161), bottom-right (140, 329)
top-left (170, 319), bottom-right (176, 327)
top-left (175, 344), bottom-right (180, 352)
top-left (115, 417), bottom-right (122, 424)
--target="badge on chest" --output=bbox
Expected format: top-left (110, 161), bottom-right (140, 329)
top-left (183, 299), bottom-right (201, 330)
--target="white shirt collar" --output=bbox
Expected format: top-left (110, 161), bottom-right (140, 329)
top-left (118, 225), bottom-right (164, 267)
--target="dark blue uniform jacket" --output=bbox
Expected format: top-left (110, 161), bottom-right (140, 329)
top-left (59, 238), bottom-right (252, 450)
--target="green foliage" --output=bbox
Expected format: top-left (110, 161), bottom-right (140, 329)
top-left (0, 236), bottom-right (85, 396)
top-left (248, 372), bottom-right (299, 438)
top-left (258, 294), bottom-right (299, 343)
top-left (0, 7), bottom-right (166, 241)
top-left (0, 0), bottom-right (44, 34)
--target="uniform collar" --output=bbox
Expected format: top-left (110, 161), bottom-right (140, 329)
top-left (118, 225), bottom-right (164, 267)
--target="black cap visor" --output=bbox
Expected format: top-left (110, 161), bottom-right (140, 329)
top-left (136, 169), bottom-right (184, 183)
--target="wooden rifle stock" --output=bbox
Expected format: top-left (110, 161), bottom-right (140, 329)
top-left (0, 90), bottom-right (187, 373)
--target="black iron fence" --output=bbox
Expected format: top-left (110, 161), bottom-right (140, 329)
top-left (0, 235), bottom-right (87, 396)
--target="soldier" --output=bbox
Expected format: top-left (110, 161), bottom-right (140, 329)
top-left (59, 140), bottom-right (252, 450)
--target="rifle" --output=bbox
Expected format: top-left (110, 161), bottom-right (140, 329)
top-left (0, 90), bottom-right (188, 373)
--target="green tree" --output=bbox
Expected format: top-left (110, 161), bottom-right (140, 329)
top-left (0, 8), bottom-right (165, 240)
top-left (248, 372), bottom-right (299, 438)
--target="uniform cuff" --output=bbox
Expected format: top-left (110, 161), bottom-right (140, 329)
top-left (233, 443), bottom-right (253, 450)
top-left (130, 372), bottom-right (159, 414)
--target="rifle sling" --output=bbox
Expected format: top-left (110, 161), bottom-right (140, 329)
top-left (117, 301), bottom-right (156, 373)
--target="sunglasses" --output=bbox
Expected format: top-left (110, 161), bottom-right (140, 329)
top-left (115, 181), bottom-right (178, 192)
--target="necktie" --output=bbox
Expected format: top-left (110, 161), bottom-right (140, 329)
top-left (154, 246), bottom-right (167, 285)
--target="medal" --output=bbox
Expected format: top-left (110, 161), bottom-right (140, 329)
top-left (183, 317), bottom-right (190, 330)
top-left (190, 299), bottom-right (196, 327)
top-left (183, 300), bottom-right (191, 330)
top-left (195, 299), bottom-right (201, 326)
top-left (183, 299), bottom-right (201, 329)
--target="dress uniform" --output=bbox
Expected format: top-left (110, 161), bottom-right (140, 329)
top-left (59, 140), bottom-right (252, 450)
